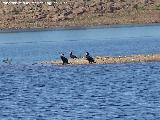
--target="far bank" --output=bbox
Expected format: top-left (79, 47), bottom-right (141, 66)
top-left (0, 0), bottom-right (160, 30)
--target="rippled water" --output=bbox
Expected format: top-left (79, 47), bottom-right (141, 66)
top-left (0, 25), bottom-right (160, 119)
top-left (0, 24), bottom-right (160, 64)
top-left (1, 63), bottom-right (160, 119)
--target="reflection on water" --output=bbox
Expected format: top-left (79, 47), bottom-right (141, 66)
top-left (0, 25), bottom-right (160, 119)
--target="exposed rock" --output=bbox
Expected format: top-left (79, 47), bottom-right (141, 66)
top-left (96, 0), bottom-right (106, 13)
top-left (90, 1), bottom-right (97, 7)
top-left (35, 12), bottom-right (47, 20)
top-left (109, 2), bottom-right (115, 13)
top-left (144, 0), bottom-right (154, 5)
top-left (6, 16), bottom-right (15, 21)
top-left (57, 14), bottom-right (66, 21)
top-left (73, 0), bottom-right (85, 8)
top-left (52, 6), bottom-right (59, 13)
top-left (114, 2), bottom-right (123, 10)
top-left (66, 14), bottom-right (74, 19)
top-left (62, 9), bottom-right (72, 17)
top-left (73, 7), bottom-right (86, 16)
top-left (52, 15), bottom-right (59, 22)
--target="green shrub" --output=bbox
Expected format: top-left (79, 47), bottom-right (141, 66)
top-left (156, 4), bottom-right (160, 10)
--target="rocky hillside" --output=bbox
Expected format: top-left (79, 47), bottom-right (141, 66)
top-left (0, 0), bottom-right (160, 30)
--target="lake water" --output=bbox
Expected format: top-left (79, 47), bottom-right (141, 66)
top-left (0, 25), bottom-right (160, 119)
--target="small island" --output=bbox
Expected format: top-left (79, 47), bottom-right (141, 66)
top-left (41, 54), bottom-right (160, 65)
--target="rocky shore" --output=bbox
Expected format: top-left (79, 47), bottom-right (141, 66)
top-left (41, 54), bottom-right (160, 65)
top-left (0, 0), bottom-right (160, 30)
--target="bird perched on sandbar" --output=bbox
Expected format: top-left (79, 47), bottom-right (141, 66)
top-left (60, 53), bottom-right (69, 65)
top-left (85, 52), bottom-right (95, 64)
top-left (70, 52), bottom-right (77, 59)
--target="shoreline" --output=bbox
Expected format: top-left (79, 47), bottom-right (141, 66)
top-left (1, 23), bottom-right (160, 33)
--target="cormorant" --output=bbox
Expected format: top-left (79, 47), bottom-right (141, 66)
top-left (2, 58), bottom-right (12, 64)
top-left (85, 52), bottom-right (95, 64)
top-left (60, 53), bottom-right (69, 65)
top-left (70, 52), bottom-right (77, 59)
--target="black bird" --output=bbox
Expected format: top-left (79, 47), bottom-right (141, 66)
top-left (70, 52), bottom-right (77, 59)
top-left (85, 52), bottom-right (95, 64)
top-left (2, 58), bottom-right (12, 64)
top-left (60, 54), bottom-right (69, 65)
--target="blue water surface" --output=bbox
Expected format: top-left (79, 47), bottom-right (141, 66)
top-left (0, 24), bottom-right (160, 64)
top-left (0, 25), bottom-right (160, 119)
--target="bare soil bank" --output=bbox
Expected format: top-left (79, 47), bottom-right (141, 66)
top-left (0, 0), bottom-right (160, 30)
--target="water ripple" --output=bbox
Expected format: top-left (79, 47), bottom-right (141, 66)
top-left (0, 63), bottom-right (160, 119)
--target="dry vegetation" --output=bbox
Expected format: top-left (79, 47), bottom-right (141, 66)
top-left (0, 0), bottom-right (160, 30)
